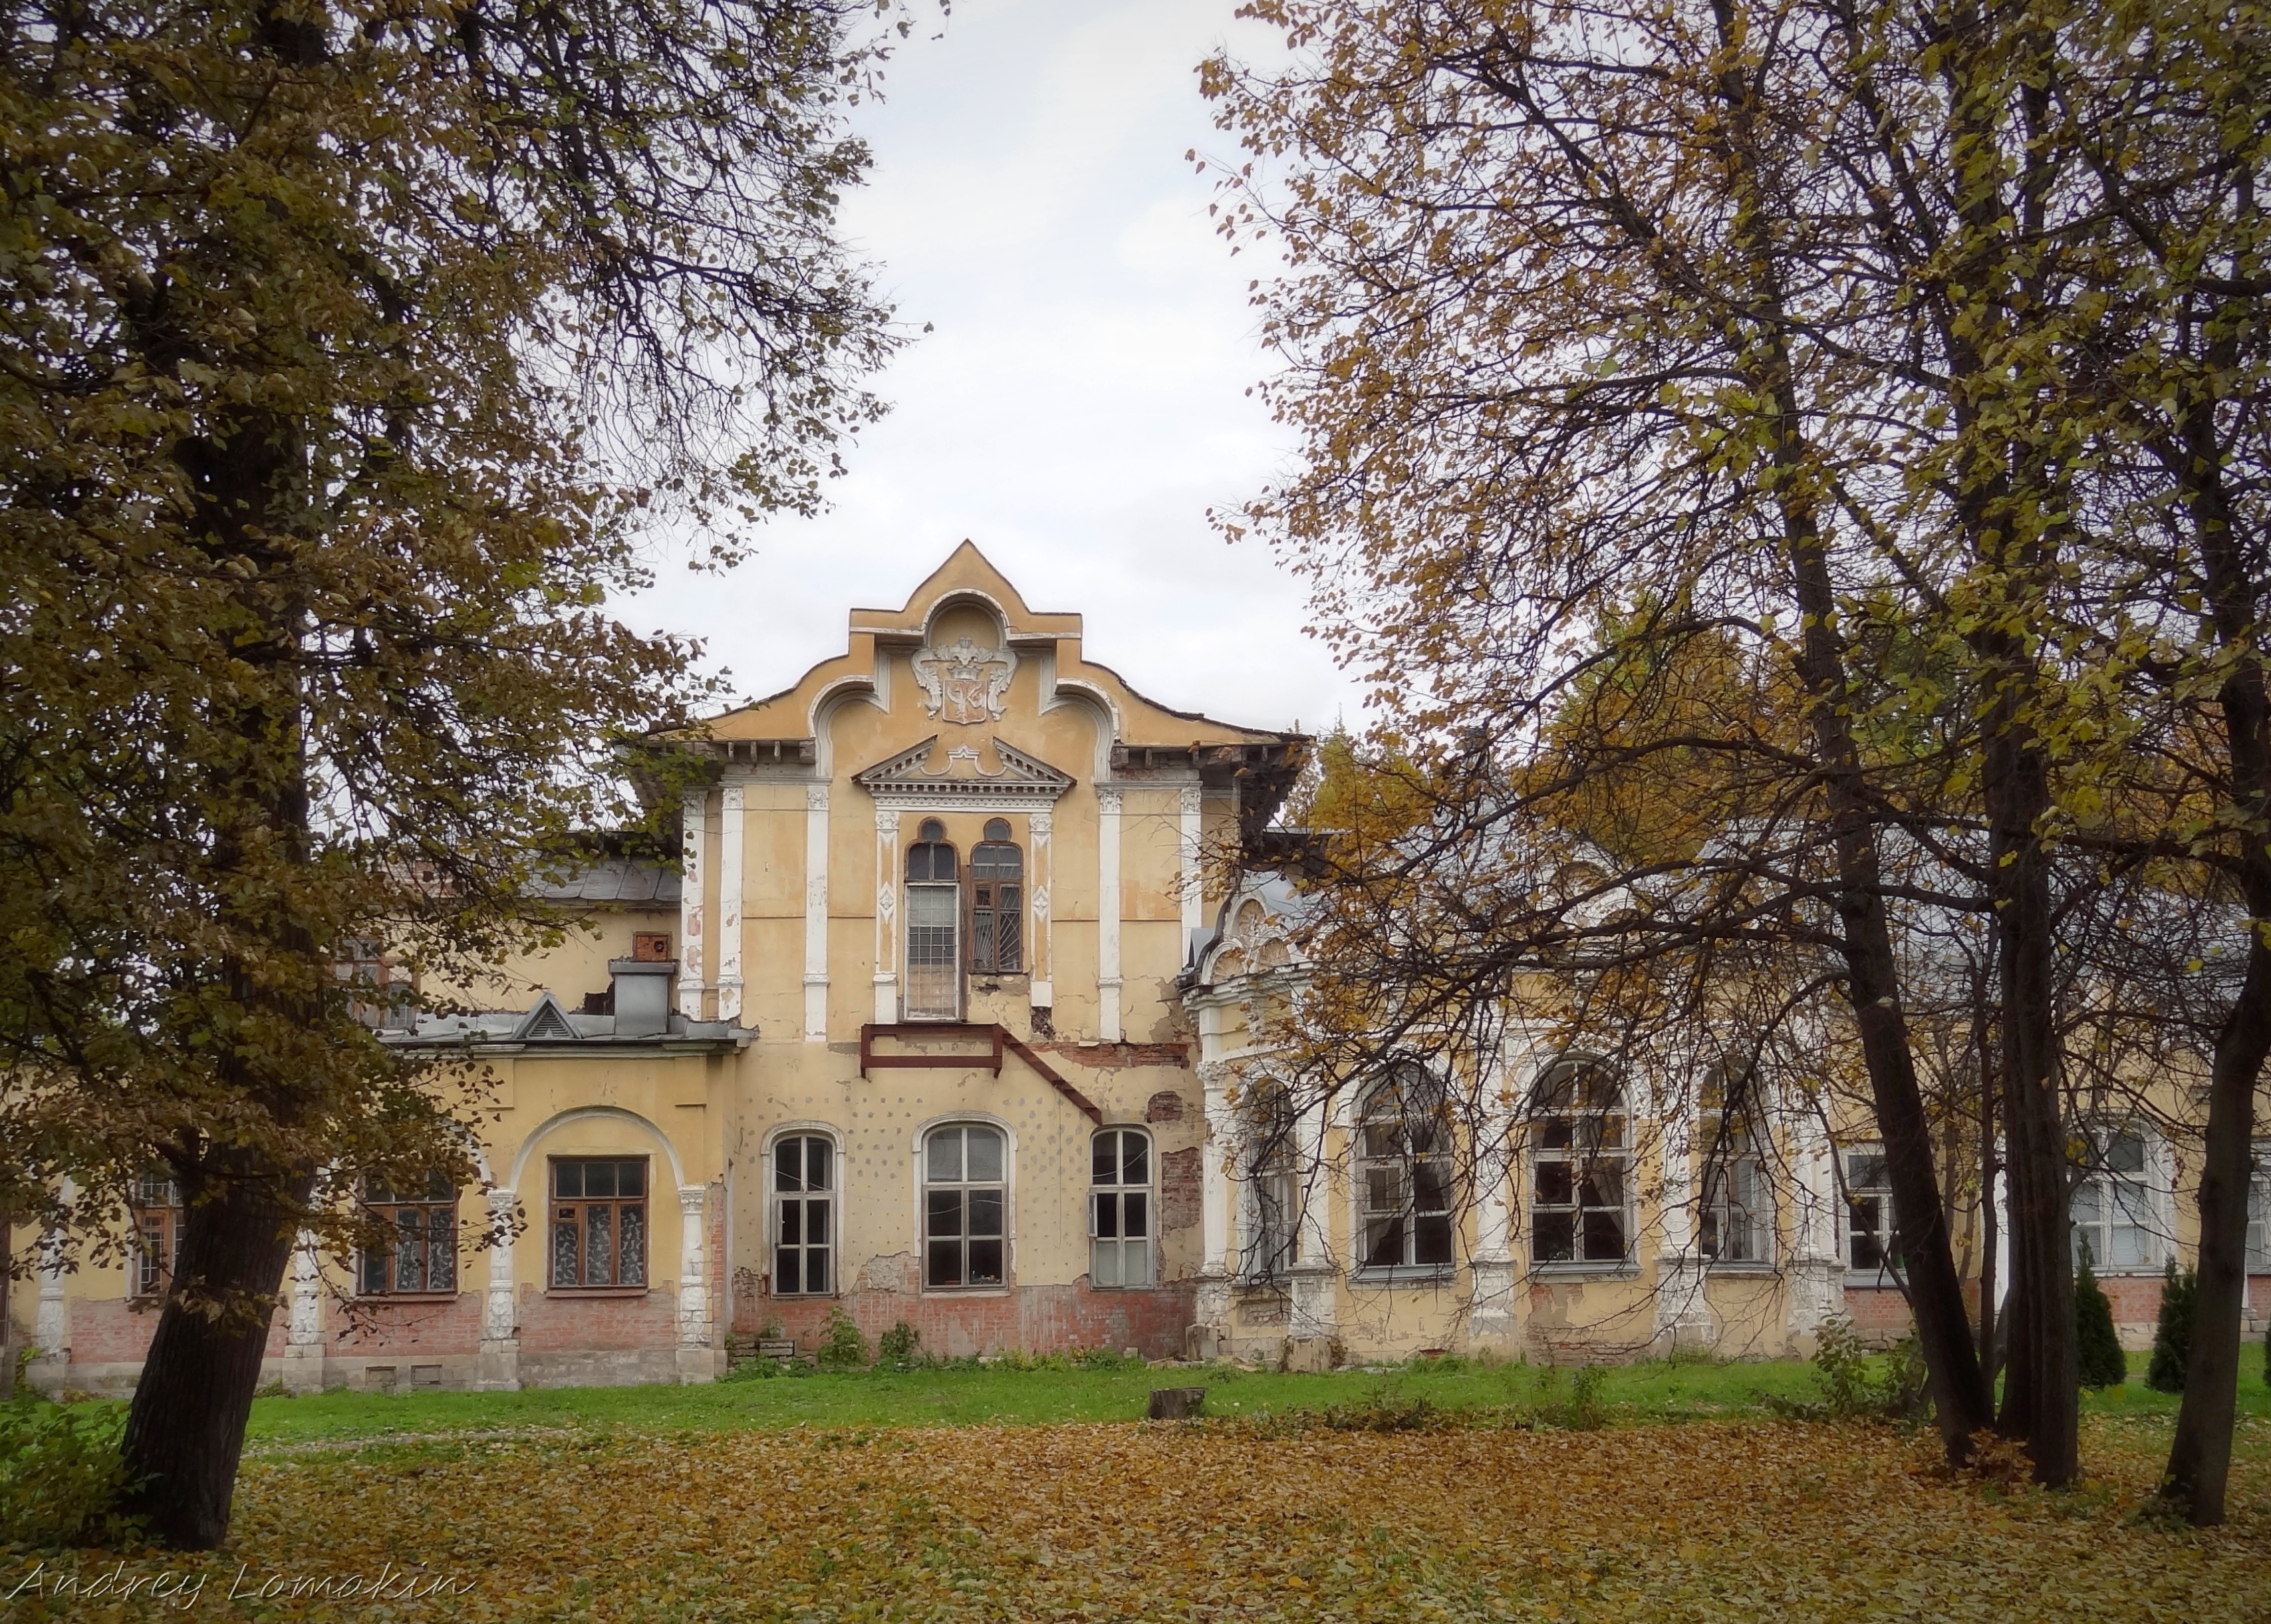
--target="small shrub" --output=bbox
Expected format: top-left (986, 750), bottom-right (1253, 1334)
top-left (877, 1320), bottom-right (924, 1371)
top-left (1315, 1389), bottom-right (1448, 1432)
top-left (1547, 1365), bottom-right (1609, 1431)
top-left (2075, 1252), bottom-right (2127, 1389)
top-left (1767, 1319), bottom-right (1929, 1424)
top-left (0, 1399), bottom-right (142, 1548)
top-left (1663, 1339), bottom-right (1730, 1369)
top-left (815, 1306), bottom-right (869, 1371)
top-left (1069, 1345), bottom-right (1140, 1371)
top-left (2145, 1261), bottom-right (2195, 1394)
top-left (720, 1352), bottom-right (779, 1383)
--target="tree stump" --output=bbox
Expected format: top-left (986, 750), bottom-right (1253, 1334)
top-left (1148, 1387), bottom-right (1206, 1420)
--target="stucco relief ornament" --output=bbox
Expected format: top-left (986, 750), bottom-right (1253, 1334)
top-left (912, 637), bottom-right (1015, 725)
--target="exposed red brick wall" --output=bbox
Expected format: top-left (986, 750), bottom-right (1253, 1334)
top-left (518, 1285), bottom-right (678, 1353)
top-left (737, 1281), bottom-right (1196, 1360)
top-left (1144, 1091), bottom-right (1185, 1124)
top-left (328, 1292), bottom-right (481, 1355)
top-left (2099, 1272), bottom-right (2166, 1329)
top-left (70, 1297), bottom-right (291, 1365)
top-left (1158, 1147), bottom-right (1202, 1236)
top-left (1841, 1286), bottom-right (1913, 1337)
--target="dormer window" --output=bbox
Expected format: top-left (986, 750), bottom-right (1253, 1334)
top-left (905, 819), bottom-right (961, 1020)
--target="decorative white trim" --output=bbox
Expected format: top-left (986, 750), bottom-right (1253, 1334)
top-left (483, 1188), bottom-right (519, 1346)
top-left (1179, 785), bottom-right (1205, 942)
top-left (804, 782), bottom-right (831, 1041)
top-left (678, 794), bottom-right (708, 1019)
top-left (287, 1234), bottom-right (323, 1347)
top-left (853, 736), bottom-right (1074, 810)
top-left (1097, 785), bottom-right (1123, 1042)
top-left (505, 1105), bottom-right (689, 1192)
top-left (911, 638), bottom-right (1017, 724)
top-left (873, 807), bottom-right (901, 1021)
top-left (34, 1219), bottom-right (68, 1359)
top-left (716, 782), bottom-right (745, 1023)
top-left (677, 1185), bottom-right (712, 1349)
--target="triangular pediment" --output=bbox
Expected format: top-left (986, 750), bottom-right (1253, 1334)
top-left (514, 992), bottom-right (580, 1043)
top-left (853, 736), bottom-right (1074, 805)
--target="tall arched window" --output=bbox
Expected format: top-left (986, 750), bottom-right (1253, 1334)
top-left (971, 817), bottom-right (1023, 973)
top-left (1358, 1061), bottom-right (1454, 1270)
top-left (924, 1123), bottom-right (1006, 1287)
top-left (1698, 1063), bottom-right (1770, 1266)
top-left (1090, 1127), bottom-right (1152, 1287)
top-left (1530, 1060), bottom-right (1629, 1266)
top-left (905, 819), bottom-right (960, 1020)
top-left (773, 1135), bottom-right (835, 1295)
top-left (1238, 1081), bottom-right (1301, 1282)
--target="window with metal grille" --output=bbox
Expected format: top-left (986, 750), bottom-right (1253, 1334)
top-left (971, 818), bottom-right (1023, 973)
top-left (1843, 1147), bottom-right (1901, 1276)
top-left (774, 1135), bottom-right (834, 1295)
top-left (1530, 1060), bottom-right (1629, 1266)
top-left (549, 1157), bottom-right (648, 1289)
top-left (924, 1124), bottom-right (1005, 1288)
top-left (2072, 1127), bottom-right (2158, 1272)
top-left (904, 820), bottom-right (960, 1020)
top-left (1090, 1128), bottom-right (1152, 1287)
top-left (359, 1172), bottom-right (460, 1295)
top-left (130, 1171), bottom-right (183, 1300)
top-left (1359, 1061), bottom-right (1455, 1270)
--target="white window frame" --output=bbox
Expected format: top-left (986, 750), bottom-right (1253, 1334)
top-left (130, 1172), bottom-right (183, 1301)
top-left (1355, 1061), bottom-right (1456, 1276)
top-left (1236, 1086), bottom-right (1301, 1284)
top-left (1089, 1127), bottom-right (1153, 1288)
top-left (904, 821), bottom-right (962, 1021)
top-left (770, 1131), bottom-right (838, 1296)
top-left (1841, 1144), bottom-right (1901, 1284)
top-left (1697, 1113), bottom-right (1772, 1269)
top-left (2247, 1141), bottom-right (2270, 1275)
top-left (922, 1121), bottom-right (1009, 1291)
top-left (1528, 1059), bottom-right (1633, 1271)
top-left (2072, 1124), bottom-right (2163, 1274)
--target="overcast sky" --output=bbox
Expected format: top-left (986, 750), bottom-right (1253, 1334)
top-left (615, 0), bottom-right (1357, 736)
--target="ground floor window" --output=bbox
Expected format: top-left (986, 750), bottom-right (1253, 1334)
top-left (1699, 1119), bottom-right (1770, 1266)
top-left (1844, 1147), bottom-right (1899, 1278)
top-left (924, 1124), bottom-right (1005, 1288)
top-left (550, 1157), bottom-right (649, 1289)
top-left (1090, 1128), bottom-right (1152, 1287)
top-left (359, 1172), bottom-right (459, 1295)
top-left (774, 1135), bottom-right (834, 1295)
top-left (130, 1172), bottom-right (183, 1300)
top-left (2072, 1127), bottom-right (2157, 1271)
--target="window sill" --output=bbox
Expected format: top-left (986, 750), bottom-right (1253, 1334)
top-left (1530, 1262), bottom-right (1640, 1280)
top-left (1843, 1275), bottom-right (1905, 1289)
top-left (1704, 1262), bottom-right (1778, 1276)
top-left (352, 1291), bottom-right (462, 1304)
top-left (545, 1286), bottom-right (652, 1298)
top-left (1352, 1266), bottom-right (1460, 1286)
top-left (922, 1286), bottom-right (1011, 1297)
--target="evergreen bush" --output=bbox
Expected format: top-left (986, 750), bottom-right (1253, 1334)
top-left (2145, 1260), bottom-right (2195, 1394)
top-left (2075, 1252), bottom-right (2128, 1389)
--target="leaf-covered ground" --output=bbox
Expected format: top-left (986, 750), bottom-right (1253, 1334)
top-left (8, 1413), bottom-right (2267, 1621)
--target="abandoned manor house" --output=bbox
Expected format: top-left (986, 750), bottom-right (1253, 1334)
top-left (14, 546), bottom-right (2267, 1394)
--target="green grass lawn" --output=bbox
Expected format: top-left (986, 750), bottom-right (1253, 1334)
top-left (225, 1347), bottom-right (2271, 1449)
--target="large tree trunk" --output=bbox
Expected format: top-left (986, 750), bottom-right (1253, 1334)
top-left (1703, 0), bottom-right (1992, 1460)
top-left (2160, 388), bottom-right (2271, 1526)
top-left (118, 1156), bottom-right (310, 1548)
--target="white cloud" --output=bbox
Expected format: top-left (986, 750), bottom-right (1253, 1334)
top-left (615, 0), bottom-right (1355, 736)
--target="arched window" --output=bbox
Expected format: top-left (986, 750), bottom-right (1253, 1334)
top-left (1698, 1064), bottom-right (1770, 1266)
top-left (905, 819), bottom-right (960, 1020)
top-left (1238, 1082), bottom-right (1301, 1282)
top-left (130, 1170), bottom-right (183, 1301)
top-left (971, 817), bottom-right (1023, 973)
top-left (924, 1123), bottom-right (1006, 1288)
top-left (773, 1135), bottom-right (835, 1295)
top-left (1358, 1061), bottom-right (1454, 1270)
top-left (1530, 1060), bottom-right (1628, 1266)
top-left (1090, 1128), bottom-right (1152, 1287)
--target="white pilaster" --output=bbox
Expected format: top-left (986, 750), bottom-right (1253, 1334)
top-left (872, 805), bottom-right (900, 1023)
top-left (1097, 785), bottom-right (1123, 1042)
top-left (1287, 1091), bottom-right (1339, 1343)
top-left (33, 1221), bottom-right (68, 1361)
top-left (716, 781), bottom-right (745, 1023)
top-left (1470, 1066), bottom-right (1520, 1342)
top-left (1196, 1048), bottom-right (1234, 1342)
top-left (1784, 1109), bottom-right (1843, 1350)
top-left (803, 783), bottom-right (831, 1039)
top-left (478, 1187), bottom-right (520, 1391)
top-left (676, 1186), bottom-right (715, 1383)
top-left (283, 1232), bottom-right (325, 1393)
top-left (1028, 808), bottom-right (1053, 1010)
top-left (678, 793), bottom-right (709, 1019)
top-left (1178, 784), bottom-right (1204, 944)
top-left (1655, 1107), bottom-right (1712, 1349)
